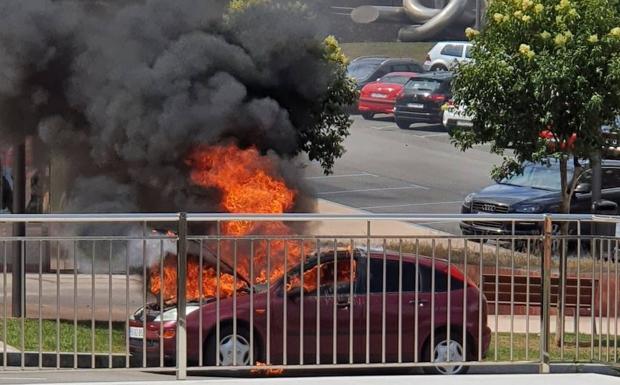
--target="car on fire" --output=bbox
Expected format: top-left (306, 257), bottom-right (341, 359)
top-left (357, 72), bottom-right (420, 120)
top-left (129, 248), bottom-right (491, 375)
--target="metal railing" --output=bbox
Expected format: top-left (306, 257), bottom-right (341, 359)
top-left (0, 213), bottom-right (618, 379)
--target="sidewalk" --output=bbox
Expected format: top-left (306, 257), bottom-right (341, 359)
top-left (1, 373), bottom-right (618, 385)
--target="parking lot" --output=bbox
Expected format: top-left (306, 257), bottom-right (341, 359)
top-left (305, 114), bottom-right (500, 233)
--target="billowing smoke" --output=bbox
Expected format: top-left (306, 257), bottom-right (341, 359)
top-left (0, 0), bottom-right (331, 216)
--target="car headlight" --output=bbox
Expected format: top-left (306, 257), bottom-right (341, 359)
top-left (463, 193), bottom-right (475, 206)
top-left (514, 204), bottom-right (543, 213)
top-left (153, 305), bottom-right (200, 322)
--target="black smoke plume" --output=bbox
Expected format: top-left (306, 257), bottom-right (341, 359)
top-left (0, 0), bottom-right (332, 215)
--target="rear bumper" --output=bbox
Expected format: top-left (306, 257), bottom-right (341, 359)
top-left (394, 108), bottom-right (442, 123)
top-left (358, 99), bottom-right (395, 114)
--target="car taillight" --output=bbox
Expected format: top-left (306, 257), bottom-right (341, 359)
top-left (428, 94), bottom-right (446, 103)
top-left (396, 90), bottom-right (405, 98)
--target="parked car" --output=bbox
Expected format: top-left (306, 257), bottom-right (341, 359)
top-left (460, 158), bottom-right (620, 238)
top-left (423, 42), bottom-right (473, 71)
top-left (358, 72), bottom-right (419, 119)
top-left (347, 57), bottom-right (425, 91)
top-left (442, 100), bottom-right (472, 130)
top-left (129, 248), bottom-right (491, 374)
top-left (394, 72), bottom-right (453, 129)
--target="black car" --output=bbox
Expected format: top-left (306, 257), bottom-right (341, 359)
top-left (460, 158), bottom-right (620, 238)
top-left (347, 57), bottom-right (425, 91)
top-left (394, 72), bottom-right (453, 129)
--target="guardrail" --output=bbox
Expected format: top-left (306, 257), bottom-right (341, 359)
top-left (0, 213), bottom-right (618, 379)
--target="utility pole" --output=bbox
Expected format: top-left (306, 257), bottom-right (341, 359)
top-left (11, 143), bottom-right (25, 317)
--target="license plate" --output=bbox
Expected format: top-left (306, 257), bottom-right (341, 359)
top-left (456, 120), bottom-right (473, 127)
top-left (129, 327), bottom-right (144, 339)
top-left (407, 103), bottom-right (424, 108)
top-left (371, 93), bottom-right (387, 99)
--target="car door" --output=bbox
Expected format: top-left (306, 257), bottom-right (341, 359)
top-left (571, 170), bottom-right (593, 214)
top-left (275, 255), bottom-right (358, 364)
top-left (601, 167), bottom-right (620, 208)
top-left (356, 256), bottom-right (431, 363)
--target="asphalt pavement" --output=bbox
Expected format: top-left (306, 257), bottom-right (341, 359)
top-left (305, 114), bottom-right (500, 234)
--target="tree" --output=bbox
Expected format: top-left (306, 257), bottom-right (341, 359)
top-left (226, 0), bottom-right (358, 173)
top-left (451, 0), bottom-right (620, 346)
top-left (452, 0), bottom-right (620, 215)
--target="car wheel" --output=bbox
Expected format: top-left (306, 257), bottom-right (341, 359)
top-left (204, 324), bottom-right (259, 366)
top-left (422, 332), bottom-right (469, 375)
top-left (361, 112), bottom-right (374, 120)
top-left (431, 64), bottom-right (448, 72)
top-left (395, 118), bottom-right (411, 129)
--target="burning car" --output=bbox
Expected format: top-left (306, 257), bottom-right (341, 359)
top-left (128, 248), bottom-right (491, 375)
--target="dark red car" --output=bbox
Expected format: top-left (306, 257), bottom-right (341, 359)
top-left (358, 72), bottom-right (419, 120)
top-left (129, 249), bottom-right (491, 374)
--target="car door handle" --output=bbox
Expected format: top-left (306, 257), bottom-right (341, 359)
top-left (336, 301), bottom-right (351, 309)
top-left (408, 299), bottom-right (429, 306)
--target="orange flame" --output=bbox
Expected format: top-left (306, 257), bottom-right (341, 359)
top-left (149, 144), bottom-right (309, 303)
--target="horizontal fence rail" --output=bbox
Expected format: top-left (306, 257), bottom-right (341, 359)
top-left (0, 213), bottom-right (617, 379)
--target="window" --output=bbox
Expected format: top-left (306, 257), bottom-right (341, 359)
top-left (347, 60), bottom-right (382, 81)
top-left (366, 259), bottom-right (418, 293)
top-left (418, 265), bottom-right (464, 293)
top-left (285, 259), bottom-right (356, 297)
top-left (440, 44), bottom-right (464, 57)
top-left (404, 79), bottom-right (443, 92)
top-left (407, 63), bottom-right (424, 72)
top-left (464, 45), bottom-right (473, 58)
top-left (380, 75), bottom-right (412, 85)
top-left (391, 64), bottom-right (410, 72)
top-left (602, 168), bottom-right (620, 189)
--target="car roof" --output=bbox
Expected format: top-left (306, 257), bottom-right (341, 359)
top-left (410, 71), bottom-right (454, 80)
top-left (381, 72), bottom-right (419, 77)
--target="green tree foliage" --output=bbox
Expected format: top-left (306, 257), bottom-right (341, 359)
top-left (227, 0), bottom-right (358, 173)
top-left (452, 0), bottom-right (620, 213)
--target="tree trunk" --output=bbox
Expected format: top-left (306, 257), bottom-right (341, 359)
top-left (555, 157), bottom-right (571, 346)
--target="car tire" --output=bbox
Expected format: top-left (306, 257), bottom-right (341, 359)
top-left (422, 332), bottom-right (469, 375)
top-left (431, 64), bottom-right (448, 72)
top-left (204, 324), bottom-right (260, 367)
top-left (361, 112), bottom-right (374, 120)
top-left (395, 118), bottom-right (411, 130)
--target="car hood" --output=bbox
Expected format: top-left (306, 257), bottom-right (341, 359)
top-left (474, 183), bottom-right (560, 207)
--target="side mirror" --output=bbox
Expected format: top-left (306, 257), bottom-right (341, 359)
top-left (574, 183), bottom-right (591, 194)
top-left (286, 286), bottom-right (302, 300)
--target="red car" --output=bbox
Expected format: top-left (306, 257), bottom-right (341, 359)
top-left (358, 72), bottom-right (419, 120)
top-left (129, 249), bottom-right (491, 375)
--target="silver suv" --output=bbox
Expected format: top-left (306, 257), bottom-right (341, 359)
top-left (423, 42), bottom-right (473, 71)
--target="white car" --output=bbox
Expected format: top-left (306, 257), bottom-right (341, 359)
top-left (424, 42), bottom-right (473, 72)
top-left (442, 101), bottom-right (473, 130)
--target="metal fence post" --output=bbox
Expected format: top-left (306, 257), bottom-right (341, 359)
top-left (177, 212), bottom-right (188, 380)
top-left (540, 215), bottom-right (552, 373)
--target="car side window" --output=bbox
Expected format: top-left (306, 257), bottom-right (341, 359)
top-left (408, 63), bottom-right (424, 72)
top-left (464, 45), bottom-right (472, 58)
top-left (285, 259), bottom-right (356, 297)
top-left (367, 259), bottom-right (418, 293)
top-left (602, 168), bottom-right (620, 189)
top-left (418, 265), bottom-right (464, 293)
top-left (440, 44), bottom-right (464, 58)
top-left (391, 64), bottom-right (410, 72)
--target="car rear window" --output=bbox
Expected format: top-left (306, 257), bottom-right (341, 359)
top-left (347, 60), bottom-right (381, 81)
top-left (380, 75), bottom-right (412, 85)
top-left (404, 79), bottom-right (443, 92)
top-left (440, 44), bottom-right (464, 57)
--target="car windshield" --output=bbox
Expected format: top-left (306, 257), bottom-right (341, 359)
top-left (500, 162), bottom-right (573, 191)
top-left (380, 75), bottom-right (411, 85)
top-left (347, 60), bottom-right (381, 81)
top-left (404, 78), bottom-right (443, 92)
